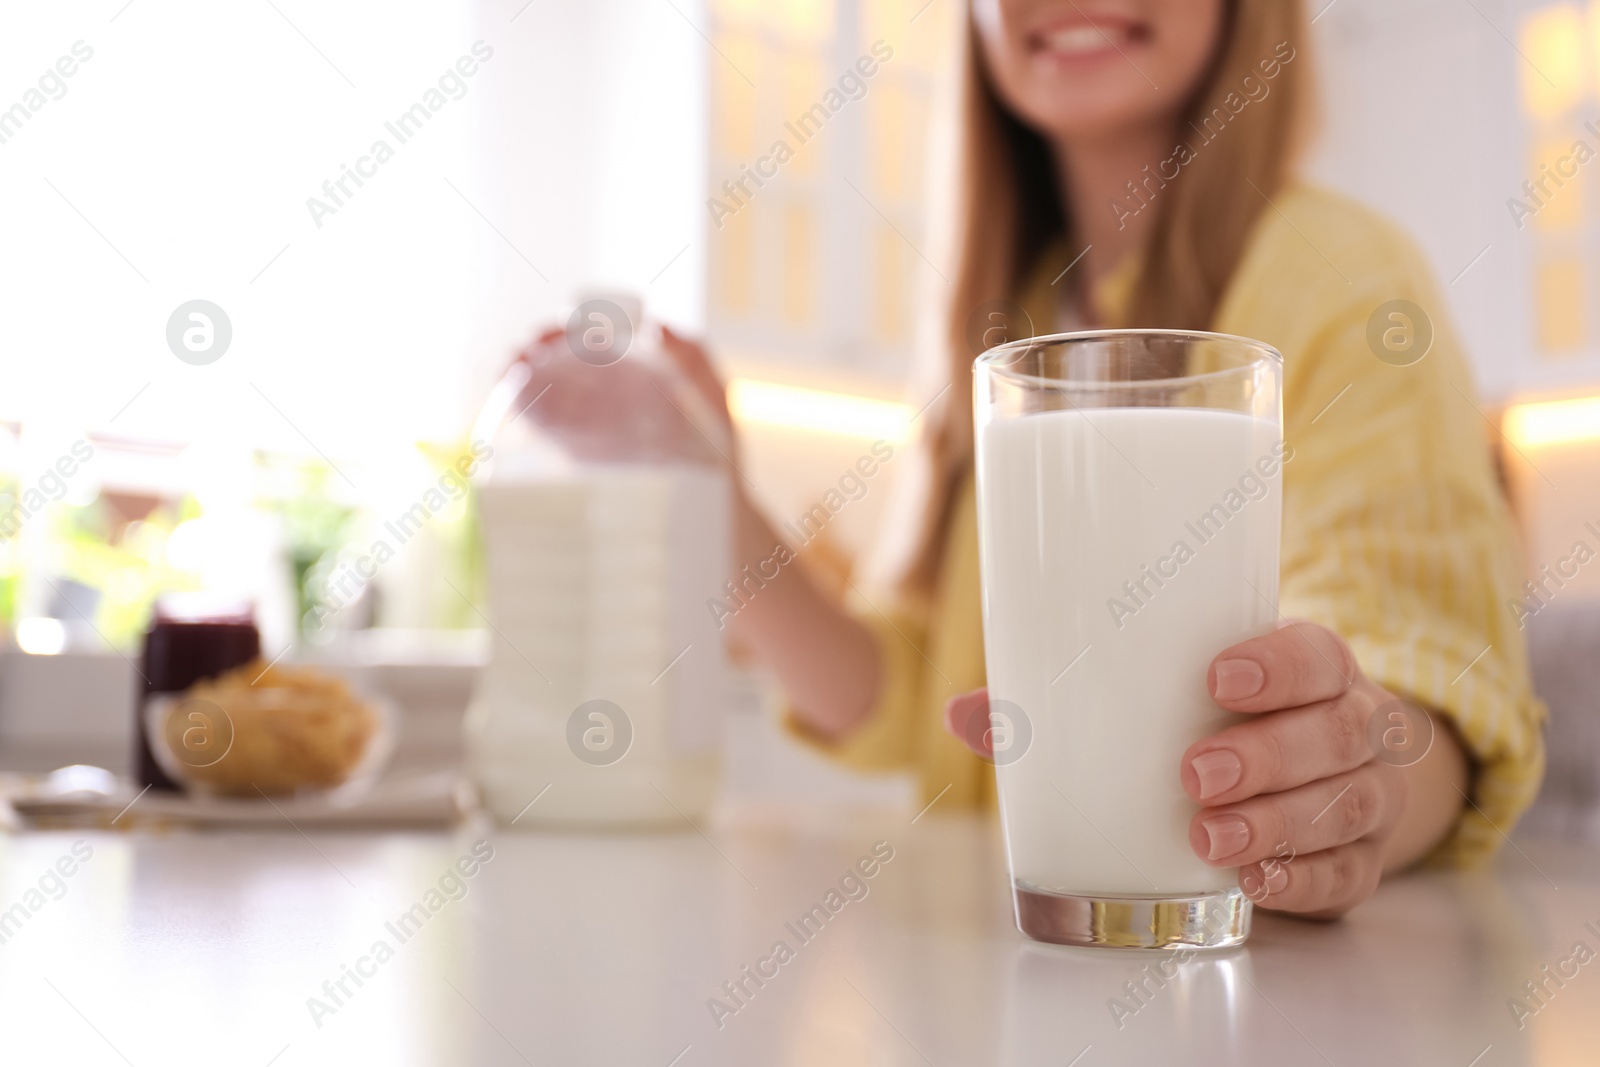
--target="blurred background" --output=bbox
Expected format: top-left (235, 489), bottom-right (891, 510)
top-left (0, 0), bottom-right (1597, 827)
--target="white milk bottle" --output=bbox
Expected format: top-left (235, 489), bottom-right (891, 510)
top-left (465, 292), bottom-right (731, 828)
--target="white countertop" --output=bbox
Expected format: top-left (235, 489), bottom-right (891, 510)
top-left (1, 811), bottom-right (1597, 1066)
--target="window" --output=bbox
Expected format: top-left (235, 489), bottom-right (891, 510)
top-left (704, 0), bottom-right (955, 371)
top-left (1518, 3), bottom-right (1600, 358)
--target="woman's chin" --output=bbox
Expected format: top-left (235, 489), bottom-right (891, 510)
top-left (1021, 103), bottom-right (1168, 148)
top-left (998, 69), bottom-right (1173, 142)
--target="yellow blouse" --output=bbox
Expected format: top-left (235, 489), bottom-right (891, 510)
top-left (797, 183), bottom-right (1546, 866)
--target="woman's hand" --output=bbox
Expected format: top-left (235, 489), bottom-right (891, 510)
top-left (944, 620), bottom-right (1467, 920)
top-left (492, 319), bottom-right (887, 740)
top-left (504, 323), bottom-right (733, 466)
top-left (1176, 621), bottom-right (1408, 919)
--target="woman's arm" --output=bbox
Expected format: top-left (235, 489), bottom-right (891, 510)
top-left (727, 489), bottom-right (882, 741)
top-left (654, 328), bottom-right (882, 741)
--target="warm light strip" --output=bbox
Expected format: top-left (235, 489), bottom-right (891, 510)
top-left (1504, 394), bottom-right (1600, 447)
top-left (727, 379), bottom-right (911, 441)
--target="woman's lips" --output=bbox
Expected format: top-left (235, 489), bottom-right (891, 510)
top-left (1031, 15), bottom-right (1150, 59)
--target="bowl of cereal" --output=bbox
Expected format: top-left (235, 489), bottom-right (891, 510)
top-left (145, 660), bottom-right (394, 799)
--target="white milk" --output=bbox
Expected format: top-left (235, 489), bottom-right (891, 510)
top-left (977, 407), bottom-right (1281, 896)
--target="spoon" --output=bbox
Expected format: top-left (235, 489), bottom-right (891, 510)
top-left (36, 764), bottom-right (120, 803)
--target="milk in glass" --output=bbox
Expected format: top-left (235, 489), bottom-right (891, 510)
top-left (976, 407), bottom-right (1282, 896)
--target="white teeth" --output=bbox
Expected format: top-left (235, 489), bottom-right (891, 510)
top-left (1042, 25), bottom-right (1120, 54)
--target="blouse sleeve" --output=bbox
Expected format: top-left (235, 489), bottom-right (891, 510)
top-left (1268, 214), bottom-right (1547, 866)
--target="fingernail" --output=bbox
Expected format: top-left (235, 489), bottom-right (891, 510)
top-left (1264, 863), bottom-right (1288, 894)
top-left (1190, 749), bottom-right (1243, 800)
top-left (1212, 659), bottom-right (1265, 701)
top-left (1202, 815), bottom-right (1250, 861)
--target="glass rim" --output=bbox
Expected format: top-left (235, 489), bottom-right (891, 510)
top-left (975, 328), bottom-right (1284, 391)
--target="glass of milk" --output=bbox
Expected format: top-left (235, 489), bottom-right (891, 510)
top-left (973, 330), bottom-right (1283, 950)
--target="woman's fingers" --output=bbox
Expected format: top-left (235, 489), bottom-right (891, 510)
top-left (1207, 620), bottom-right (1357, 713)
top-left (1188, 761), bottom-right (1403, 867)
top-left (661, 325), bottom-right (732, 428)
top-left (1238, 836), bottom-right (1387, 919)
top-left (1185, 622), bottom-right (1407, 917)
top-left (943, 688), bottom-right (993, 758)
top-left (503, 324), bottom-right (728, 465)
top-left (1180, 688), bottom-right (1377, 804)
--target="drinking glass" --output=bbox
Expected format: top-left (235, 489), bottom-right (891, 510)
top-left (973, 330), bottom-right (1283, 950)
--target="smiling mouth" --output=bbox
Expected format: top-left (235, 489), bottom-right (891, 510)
top-left (1033, 18), bottom-right (1153, 59)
